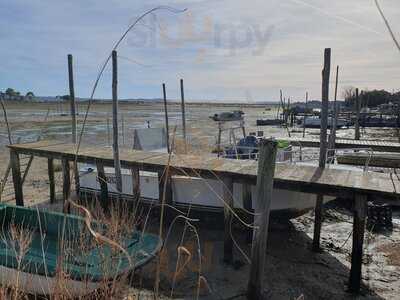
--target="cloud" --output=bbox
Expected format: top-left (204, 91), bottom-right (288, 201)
top-left (0, 0), bottom-right (399, 101)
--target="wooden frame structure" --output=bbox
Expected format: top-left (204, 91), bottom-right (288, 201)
top-left (7, 140), bottom-right (400, 294)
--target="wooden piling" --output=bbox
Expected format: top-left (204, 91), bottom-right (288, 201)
top-left (62, 158), bottom-right (70, 208)
top-left (112, 50), bottom-right (123, 193)
top-left (68, 54), bottom-right (80, 194)
top-left (107, 115), bottom-right (111, 146)
top-left (10, 150), bottom-right (24, 206)
top-left (348, 194), bottom-right (367, 293)
top-left (303, 92), bottom-right (308, 138)
top-left (96, 162), bottom-right (108, 208)
top-left (158, 170), bottom-right (172, 211)
top-left (68, 54), bottom-right (77, 143)
top-left (162, 83), bottom-right (170, 153)
top-left (247, 139), bottom-right (278, 300)
top-left (242, 184), bottom-right (253, 243)
top-left (48, 158), bottom-right (55, 203)
top-left (328, 66), bottom-right (339, 161)
top-left (222, 177), bottom-right (234, 263)
top-left (180, 79), bottom-right (187, 152)
top-left (355, 88), bottom-right (361, 140)
top-left (313, 48), bottom-right (331, 252)
top-left (131, 167), bottom-right (140, 200)
top-left (121, 113), bottom-right (125, 146)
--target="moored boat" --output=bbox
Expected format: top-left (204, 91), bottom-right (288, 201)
top-left (0, 203), bottom-right (161, 296)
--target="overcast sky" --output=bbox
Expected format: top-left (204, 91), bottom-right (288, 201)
top-left (0, 0), bottom-right (399, 102)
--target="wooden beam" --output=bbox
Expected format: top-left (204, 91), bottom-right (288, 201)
top-left (10, 150), bottom-right (23, 206)
top-left (247, 139), bottom-right (278, 300)
top-left (96, 162), bottom-right (108, 209)
top-left (62, 158), bottom-right (71, 211)
top-left (48, 158), bottom-right (55, 203)
top-left (162, 83), bottom-right (170, 153)
top-left (313, 48), bottom-right (331, 252)
top-left (348, 194), bottom-right (367, 293)
top-left (112, 50), bottom-right (123, 193)
top-left (223, 176), bottom-right (234, 263)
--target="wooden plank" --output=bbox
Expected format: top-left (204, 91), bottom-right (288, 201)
top-left (62, 158), bottom-right (71, 211)
top-left (47, 158), bottom-right (55, 203)
top-left (281, 137), bottom-right (400, 153)
top-left (348, 194), bottom-right (367, 293)
top-left (248, 139), bottom-right (278, 300)
top-left (10, 150), bottom-right (23, 206)
top-left (223, 176), bottom-right (234, 263)
top-left (337, 152), bottom-right (400, 168)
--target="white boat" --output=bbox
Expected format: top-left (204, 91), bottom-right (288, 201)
top-left (301, 116), bottom-right (348, 129)
top-left (79, 128), bottom-right (336, 218)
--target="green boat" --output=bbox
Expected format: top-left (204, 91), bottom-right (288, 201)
top-left (0, 203), bottom-right (162, 296)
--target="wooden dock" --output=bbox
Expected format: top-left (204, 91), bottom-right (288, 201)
top-left (282, 137), bottom-right (400, 153)
top-left (7, 140), bottom-right (400, 294)
top-left (337, 152), bottom-right (400, 169)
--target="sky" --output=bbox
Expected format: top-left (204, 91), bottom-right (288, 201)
top-left (0, 0), bottom-right (399, 102)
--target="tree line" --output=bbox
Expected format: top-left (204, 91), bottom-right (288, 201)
top-left (343, 87), bottom-right (400, 108)
top-left (0, 88), bottom-right (35, 101)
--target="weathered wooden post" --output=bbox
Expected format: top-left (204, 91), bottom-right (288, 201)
top-left (242, 184), bottom-right (253, 243)
top-left (96, 161), bottom-right (108, 208)
top-left (67, 54), bottom-right (80, 193)
top-left (312, 48), bottom-right (330, 252)
top-left (62, 158), bottom-right (71, 209)
top-left (180, 79), bottom-right (187, 152)
top-left (355, 88), bottom-right (361, 140)
top-left (223, 177), bottom-right (234, 263)
top-left (107, 115), bottom-right (111, 146)
top-left (68, 54), bottom-right (77, 143)
top-left (303, 92), bottom-right (308, 138)
top-left (247, 138), bottom-right (278, 300)
top-left (328, 65), bottom-right (339, 161)
top-left (162, 83), bottom-right (170, 153)
top-left (121, 113), bottom-right (125, 146)
top-left (48, 158), bottom-right (55, 203)
top-left (112, 50), bottom-right (123, 194)
top-left (348, 194), bottom-right (368, 293)
top-left (10, 150), bottom-right (24, 206)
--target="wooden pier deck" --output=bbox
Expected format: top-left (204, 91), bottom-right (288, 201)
top-left (282, 137), bottom-right (400, 153)
top-left (6, 140), bottom-right (400, 294)
top-left (337, 152), bottom-right (400, 169)
top-left (7, 140), bottom-right (400, 199)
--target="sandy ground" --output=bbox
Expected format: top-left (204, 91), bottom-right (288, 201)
top-left (1, 102), bottom-right (400, 299)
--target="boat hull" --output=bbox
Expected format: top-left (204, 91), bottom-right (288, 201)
top-left (0, 265), bottom-right (100, 297)
top-left (80, 168), bottom-right (334, 218)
